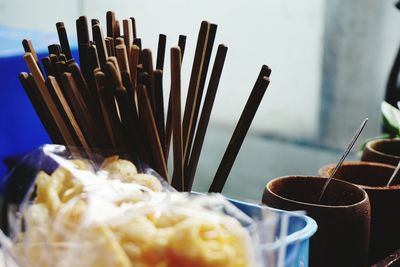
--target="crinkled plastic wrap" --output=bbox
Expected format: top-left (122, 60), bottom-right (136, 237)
top-left (0, 145), bottom-right (292, 267)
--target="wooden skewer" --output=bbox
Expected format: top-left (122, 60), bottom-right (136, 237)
top-left (19, 72), bottom-right (61, 143)
top-left (185, 23), bottom-right (217, 164)
top-left (170, 47), bottom-right (184, 190)
top-left (23, 52), bottom-right (76, 146)
top-left (185, 44), bottom-right (228, 191)
top-left (136, 84), bottom-right (169, 181)
top-left (182, 21), bottom-right (210, 162)
top-left (209, 66), bottom-right (271, 193)
top-left (156, 34), bottom-right (166, 70)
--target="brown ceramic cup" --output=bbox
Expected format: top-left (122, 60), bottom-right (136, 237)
top-left (319, 161), bottom-right (399, 264)
top-left (361, 138), bottom-right (400, 166)
top-left (262, 176), bottom-right (370, 267)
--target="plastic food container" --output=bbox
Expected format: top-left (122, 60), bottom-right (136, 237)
top-left (229, 198), bottom-right (317, 267)
top-left (0, 145), bottom-right (317, 267)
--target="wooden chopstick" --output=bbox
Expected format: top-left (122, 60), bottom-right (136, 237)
top-left (19, 72), bottom-right (61, 143)
top-left (76, 16), bottom-right (90, 76)
top-left (178, 35), bottom-right (187, 61)
top-left (141, 49), bottom-right (156, 113)
top-left (170, 47), bottom-right (184, 190)
top-left (115, 44), bottom-right (130, 74)
top-left (164, 35), bottom-right (188, 160)
top-left (23, 52), bottom-right (76, 146)
top-left (22, 40), bottom-right (41, 70)
top-left (121, 70), bottom-right (139, 126)
top-left (123, 19), bottom-right (133, 57)
top-left (94, 70), bottom-right (121, 150)
top-left (185, 44), bottom-right (228, 191)
top-left (48, 44), bottom-right (61, 56)
top-left (56, 22), bottom-right (72, 60)
top-left (91, 19), bottom-right (100, 27)
top-left (154, 69), bottom-right (166, 156)
top-left (105, 62), bottom-right (137, 152)
top-left (129, 17), bottom-right (137, 39)
top-left (105, 37), bottom-right (114, 57)
top-left (129, 44), bottom-right (140, 92)
top-left (46, 76), bottom-right (90, 151)
top-left (93, 24), bottom-right (109, 67)
top-left (106, 11), bottom-right (116, 39)
top-left (60, 72), bottom-right (98, 148)
top-left (156, 34), bottom-right (166, 70)
top-left (184, 23), bottom-right (217, 163)
top-left (208, 66), bottom-right (271, 193)
top-left (41, 56), bottom-right (54, 77)
top-left (115, 20), bottom-right (121, 38)
top-left (136, 84), bottom-right (169, 181)
top-left (181, 21), bottom-right (210, 161)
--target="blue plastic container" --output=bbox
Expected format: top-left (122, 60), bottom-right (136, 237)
top-left (229, 198), bottom-right (317, 267)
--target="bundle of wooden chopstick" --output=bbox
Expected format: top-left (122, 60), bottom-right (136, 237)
top-left (19, 11), bottom-right (271, 192)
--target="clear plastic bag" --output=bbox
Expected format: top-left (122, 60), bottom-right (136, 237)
top-left (0, 144), bottom-right (314, 267)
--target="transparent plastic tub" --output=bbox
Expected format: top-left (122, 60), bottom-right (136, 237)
top-left (0, 145), bottom-right (317, 267)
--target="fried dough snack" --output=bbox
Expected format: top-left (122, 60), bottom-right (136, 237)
top-left (11, 157), bottom-right (254, 267)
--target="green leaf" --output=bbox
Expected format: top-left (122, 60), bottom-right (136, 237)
top-left (381, 101), bottom-right (400, 136)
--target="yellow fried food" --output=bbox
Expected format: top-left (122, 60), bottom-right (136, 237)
top-left (101, 156), bottom-right (138, 181)
top-left (13, 157), bottom-right (253, 267)
top-left (101, 157), bottom-right (162, 192)
top-left (110, 209), bottom-right (251, 267)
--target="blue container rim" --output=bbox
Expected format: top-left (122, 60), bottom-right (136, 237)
top-left (227, 197), bottom-right (318, 247)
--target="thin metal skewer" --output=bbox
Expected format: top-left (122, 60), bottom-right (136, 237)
top-left (318, 118), bottom-right (369, 203)
top-left (387, 160), bottom-right (400, 186)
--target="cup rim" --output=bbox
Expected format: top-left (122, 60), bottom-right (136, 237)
top-left (319, 161), bottom-right (400, 190)
top-left (365, 138), bottom-right (400, 160)
top-left (265, 175), bottom-right (369, 209)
